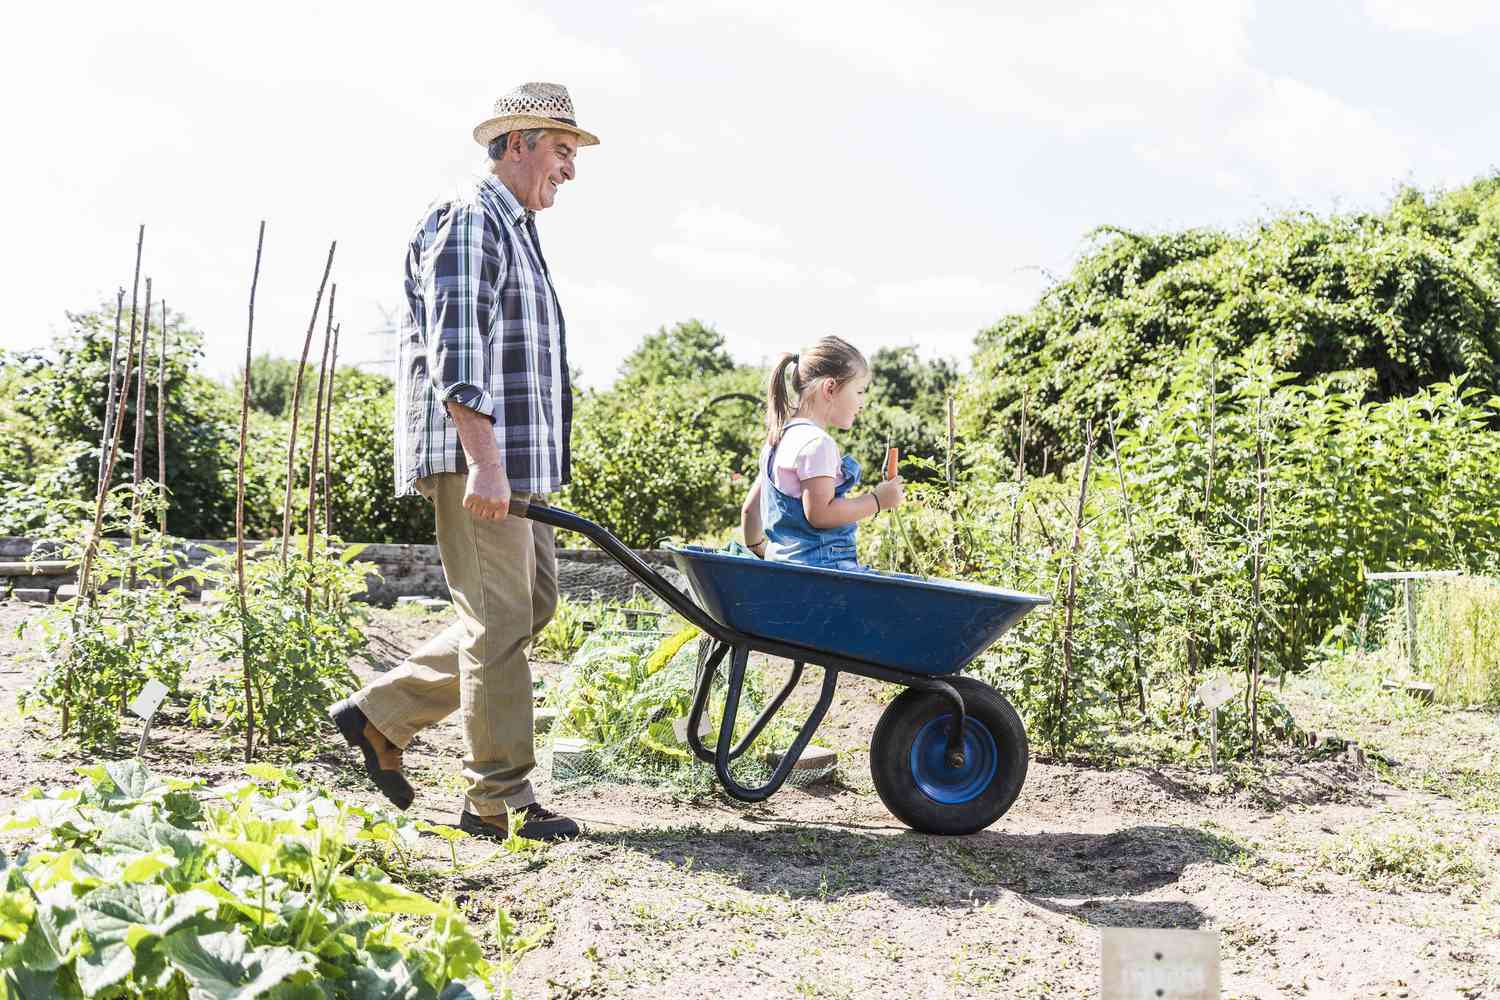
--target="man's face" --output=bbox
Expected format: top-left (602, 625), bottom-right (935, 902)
top-left (510, 131), bottom-right (577, 211)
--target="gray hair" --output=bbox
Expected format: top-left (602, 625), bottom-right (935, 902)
top-left (486, 128), bottom-right (548, 160)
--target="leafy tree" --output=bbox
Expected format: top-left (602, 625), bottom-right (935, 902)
top-left (617, 319), bottom-right (736, 390)
top-left (844, 346), bottom-right (960, 483)
top-left (233, 354), bottom-right (321, 418)
top-left (3, 304), bottom-right (239, 538)
top-left (563, 384), bottom-right (736, 546)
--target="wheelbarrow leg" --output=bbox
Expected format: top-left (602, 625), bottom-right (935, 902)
top-left (685, 639), bottom-right (730, 766)
top-left (696, 644), bottom-right (838, 802)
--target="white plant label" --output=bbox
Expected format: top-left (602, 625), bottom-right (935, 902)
top-left (672, 715), bottom-right (711, 743)
top-left (128, 679), bottom-right (169, 720)
top-left (1195, 675), bottom-right (1235, 711)
top-left (1101, 928), bottom-right (1219, 999)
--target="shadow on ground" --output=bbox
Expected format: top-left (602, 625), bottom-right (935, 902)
top-left (592, 821), bottom-right (1237, 927)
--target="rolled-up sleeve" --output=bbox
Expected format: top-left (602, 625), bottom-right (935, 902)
top-left (423, 203), bottom-right (500, 422)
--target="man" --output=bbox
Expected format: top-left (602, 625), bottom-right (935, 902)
top-left (330, 82), bottom-right (597, 841)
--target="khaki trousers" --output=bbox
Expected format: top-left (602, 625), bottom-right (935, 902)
top-left (353, 473), bottom-right (557, 815)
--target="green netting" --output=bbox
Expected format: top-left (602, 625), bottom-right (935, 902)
top-left (538, 612), bottom-right (837, 795)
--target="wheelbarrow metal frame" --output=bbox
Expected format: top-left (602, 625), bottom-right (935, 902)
top-left (512, 499), bottom-right (976, 802)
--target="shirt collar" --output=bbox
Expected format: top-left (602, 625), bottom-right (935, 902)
top-left (479, 174), bottom-right (534, 229)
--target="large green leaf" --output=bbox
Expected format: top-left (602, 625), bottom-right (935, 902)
top-left (1, 965), bottom-right (66, 1000)
top-left (13, 885), bottom-right (81, 974)
top-left (207, 837), bottom-right (277, 876)
top-left (329, 878), bottom-right (446, 916)
top-left (0, 889), bottom-right (34, 941)
top-left (75, 884), bottom-right (218, 997)
top-left (347, 948), bottom-right (439, 1000)
top-left (162, 927), bottom-right (316, 1000)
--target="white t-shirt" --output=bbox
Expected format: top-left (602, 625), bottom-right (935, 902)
top-left (759, 420), bottom-right (843, 499)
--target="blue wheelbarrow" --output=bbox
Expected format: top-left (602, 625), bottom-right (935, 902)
top-left (510, 500), bottom-right (1049, 835)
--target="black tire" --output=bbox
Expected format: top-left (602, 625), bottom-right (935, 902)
top-left (869, 677), bottom-right (1028, 835)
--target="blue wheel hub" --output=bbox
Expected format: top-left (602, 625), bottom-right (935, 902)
top-left (909, 714), bottom-right (998, 805)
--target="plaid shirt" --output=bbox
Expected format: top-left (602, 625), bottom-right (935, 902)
top-left (395, 174), bottom-right (572, 497)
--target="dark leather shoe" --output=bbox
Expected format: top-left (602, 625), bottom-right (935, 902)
top-left (458, 803), bottom-right (580, 842)
top-left (329, 699), bottom-right (414, 810)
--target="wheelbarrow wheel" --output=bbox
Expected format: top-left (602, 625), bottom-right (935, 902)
top-left (869, 677), bottom-right (1028, 835)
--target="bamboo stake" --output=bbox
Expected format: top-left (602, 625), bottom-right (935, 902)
top-left (281, 242), bottom-right (336, 563)
top-left (238, 221), bottom-right (266, 763)
top-left (945, 394), bottom-right (955, 489)
top-left (98, 288), bottom-right (126, 493)
top-left (1055, 421), bottom-right (1095, 757)
top-left (127, 278), bottom-right (152, 591)
top-left (305, 291), bottom-right (334, 612)
top-left (1250, 395), bottom-right (1267, 755)
top-left (323, 323), bottom-right (339, 544)
top-left (1010, 392), bottom-right (1028, 582)
top-left (67, 288), bottom-right (141, 733)
top-left (322, 324), bottom-right (339, 610)
top-left (1107, 414), bottom-right (1148, 716)
top-left (157, 298), bottom-right (168, 537)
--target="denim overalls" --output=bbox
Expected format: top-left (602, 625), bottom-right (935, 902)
top-left (762, 421), bottom-right (864, 572)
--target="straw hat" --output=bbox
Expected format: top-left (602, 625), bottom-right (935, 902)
top-left (472, 82), bottom-right (600, 148)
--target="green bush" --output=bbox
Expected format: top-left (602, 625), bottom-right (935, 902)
top-left (562, 385), bottom-right (736, 547)
top-left (963, 179), bottom-right (1500, 468)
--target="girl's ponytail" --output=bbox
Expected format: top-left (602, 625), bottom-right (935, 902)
top-left (766, 353), bottom-right (800, 447)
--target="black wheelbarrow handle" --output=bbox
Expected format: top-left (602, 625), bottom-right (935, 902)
top-left (508, 498), bottom-right (722, 637)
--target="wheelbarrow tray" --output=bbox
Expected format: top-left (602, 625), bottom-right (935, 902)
top-left (668, 545), bottom-right (1048, 675)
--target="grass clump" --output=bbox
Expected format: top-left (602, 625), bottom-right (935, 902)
top-left (1319, 816), bottom-right (1489, 895)
top-left (1411, 576), bottom-right (1500, 707)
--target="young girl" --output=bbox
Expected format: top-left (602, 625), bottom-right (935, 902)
top-left (740, 335), bottom-right (904, 571)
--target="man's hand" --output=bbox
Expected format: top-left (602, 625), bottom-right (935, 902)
top-left (464, 461), bottom-right (512, 520)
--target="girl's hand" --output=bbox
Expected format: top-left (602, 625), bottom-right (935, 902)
top-left (874, 475), bottom-right (904, 512)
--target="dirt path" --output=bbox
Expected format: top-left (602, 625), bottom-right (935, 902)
top-left (1, 600), bottom-right (1495, 999)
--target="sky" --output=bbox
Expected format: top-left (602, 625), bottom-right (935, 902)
top-left (3, 0), bottom-right (1497, 388)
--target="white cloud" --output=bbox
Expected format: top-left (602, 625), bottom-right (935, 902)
top-left (1225, 76), bottom-right (1422, 199)
top-left (1364, 0), bottom-right (1500, 34)
top-left (651, 244), bottom-right (800, 285)
top-left (643, 0), bottom-right (1255, 127)
top-left (873, 273), bottom-right (1040, 316)
top-left (670, 202), bottom-right (785, 248)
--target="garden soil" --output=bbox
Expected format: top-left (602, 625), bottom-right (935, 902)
top-left (1, 599), bottom-right (1495, 999)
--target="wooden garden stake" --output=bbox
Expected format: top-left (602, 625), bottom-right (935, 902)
top-left (1011, 392), bottom-right (1028, 581)
top-left (1055, 421), bottom-right (1095, 756)
top-left (305, 292), bottom-right (334, 611)
top-left (945, 393), bottom-right (955, 489)
top-left (68, 282), bottom-right (141, 733)
top-left (99, 287), bottom-right (126, 493)
top-left (1107, 414), bottom-right (1148, 716)
top-left (237, 221), bottom-right (266, 762)
top-left (156, 298), bottom-right (168, 536)
top-left (323, 323), bottom-right (339, 543)
top-left (127, 278), bottom-right (151, 591)
top-left (281, 241), bottom-right (336, 563)
top-left (1249, 395), bottom-right (1267, 755)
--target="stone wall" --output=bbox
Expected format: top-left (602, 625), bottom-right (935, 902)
top-left (0, 537), bottom-right (684, 607)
